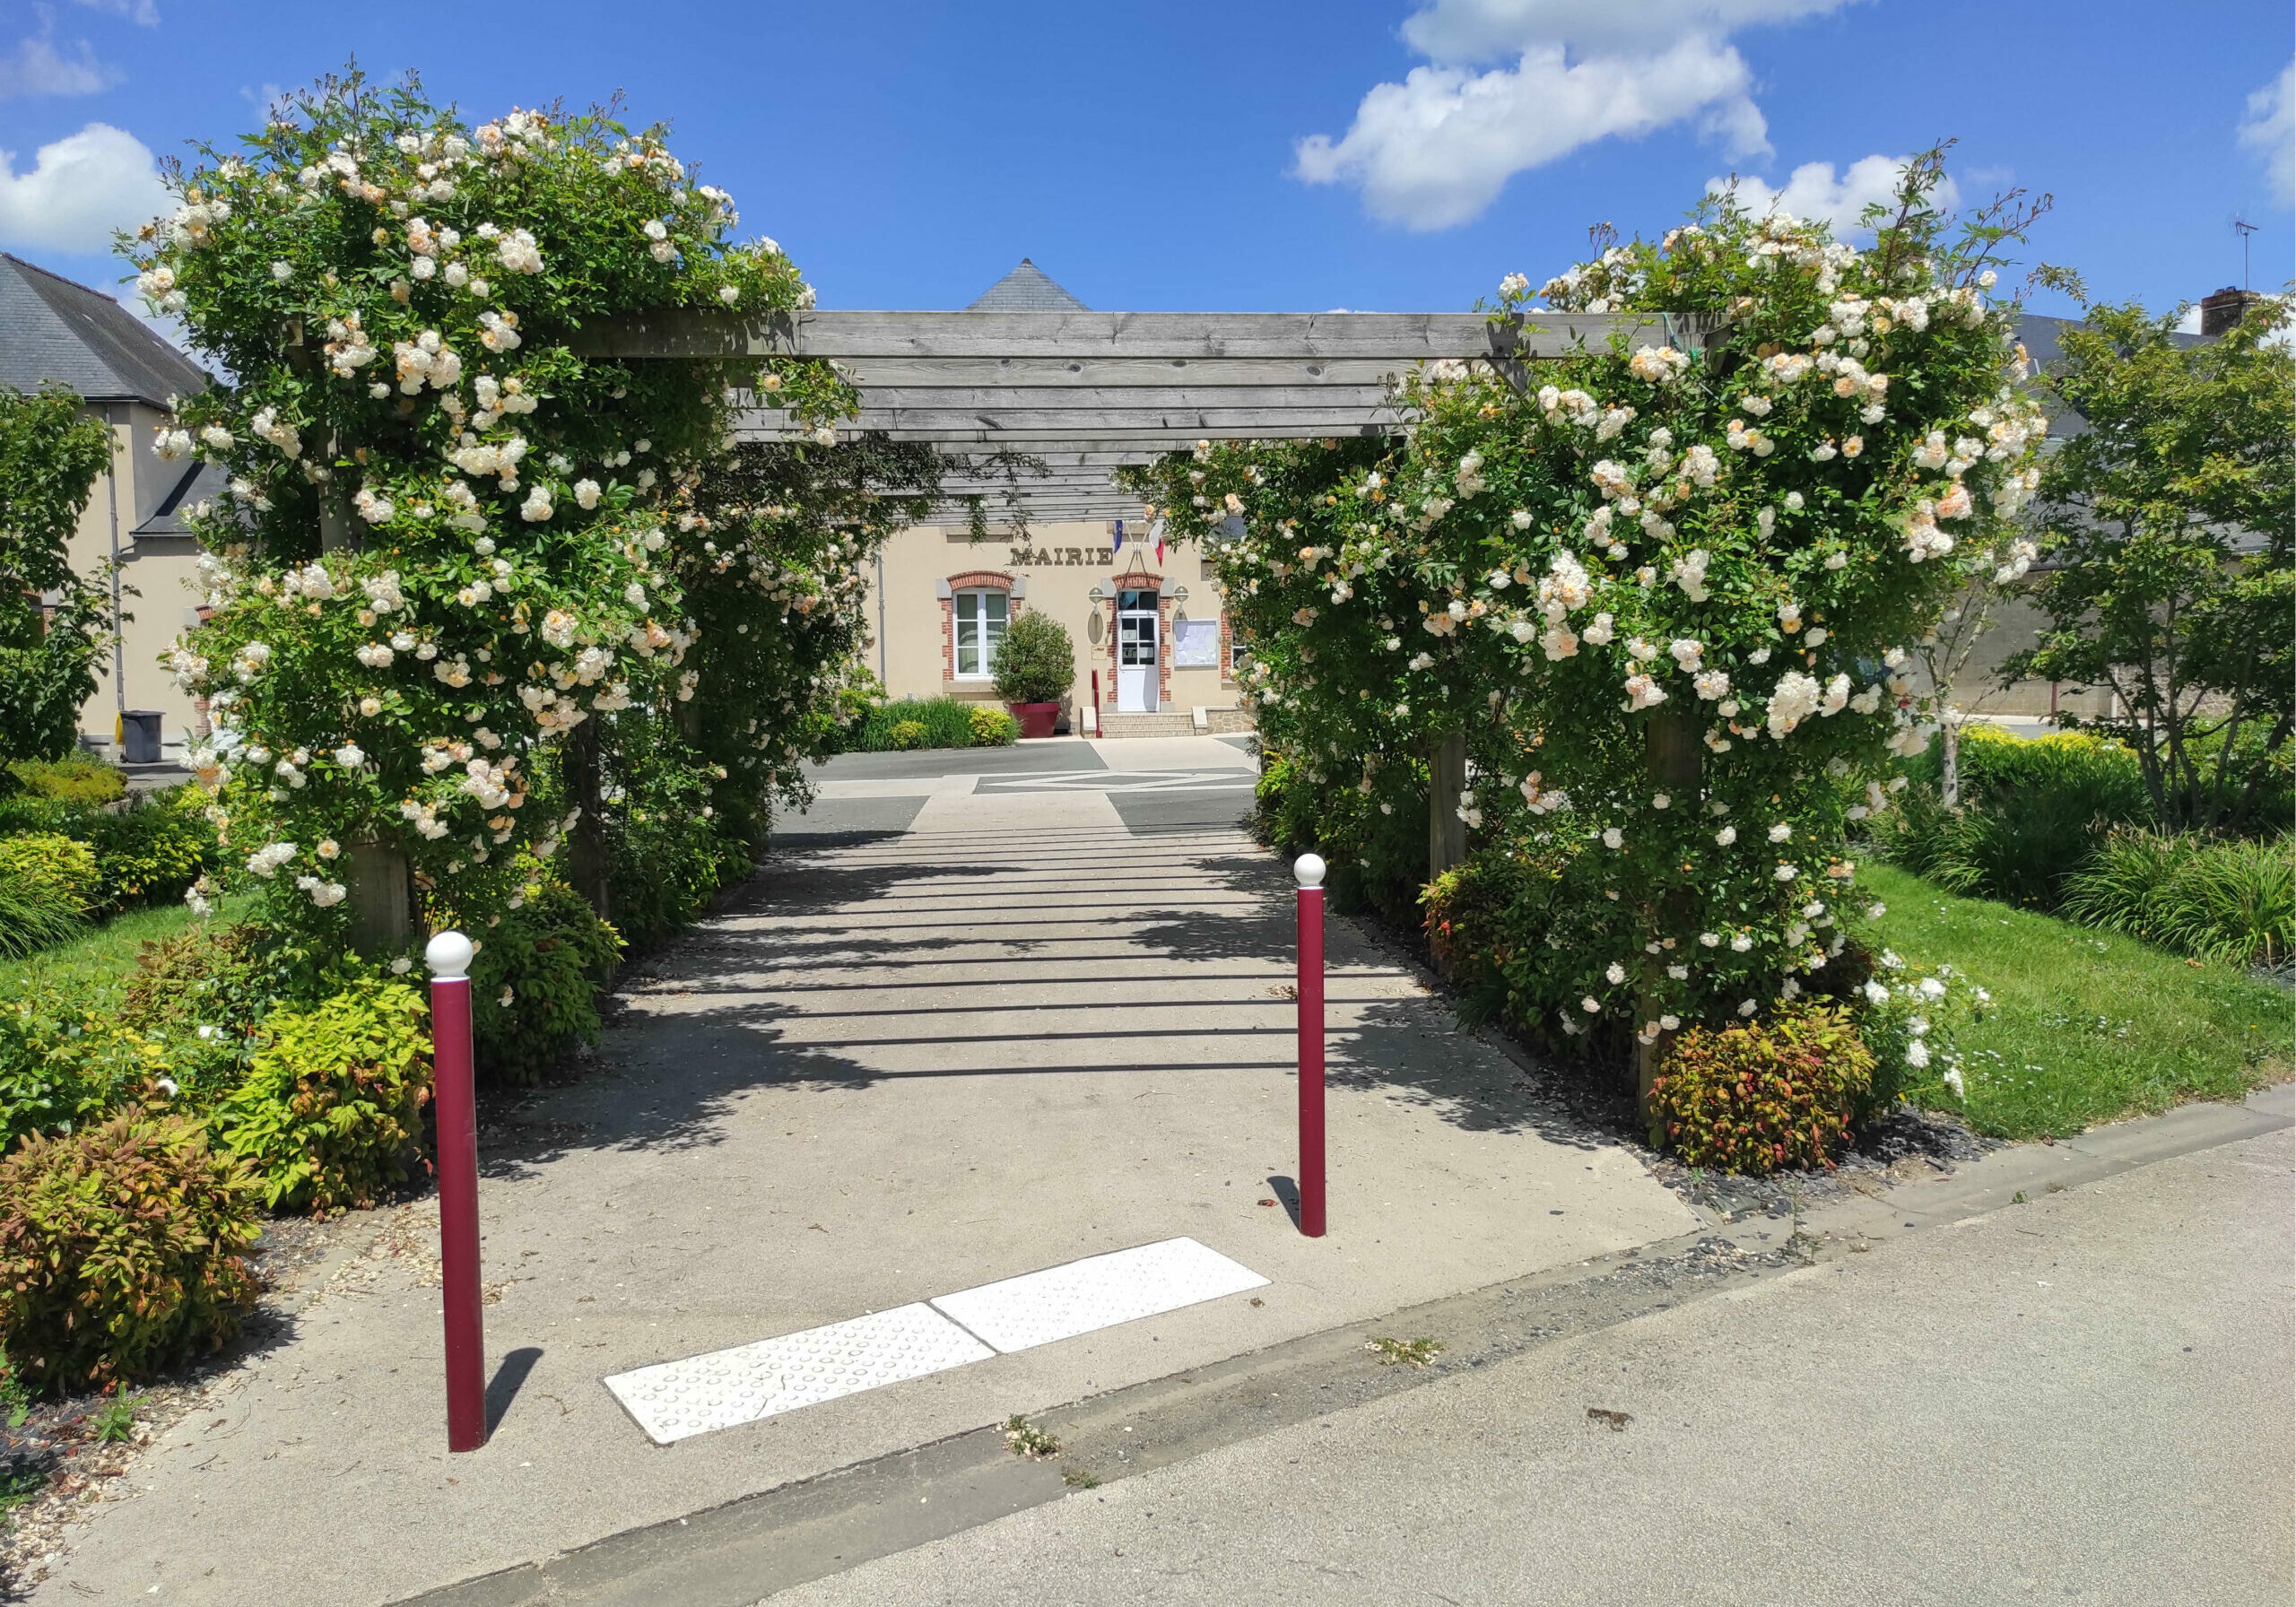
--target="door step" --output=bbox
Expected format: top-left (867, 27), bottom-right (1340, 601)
top-left (1096, 713), bottom-right (1196, 738)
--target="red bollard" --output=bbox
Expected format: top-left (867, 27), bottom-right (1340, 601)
top-left (425, 930), bottom-right (487, 1453)
top-left (1294, 854), bottom-right (1326, 1238)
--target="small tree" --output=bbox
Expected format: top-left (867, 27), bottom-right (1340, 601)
top-left (993, 609), bottom-right (1075, 705)
top-left (0, 386), bottom-right (118, 771)
top-left (2012, 294), bottom-right (2294, 832)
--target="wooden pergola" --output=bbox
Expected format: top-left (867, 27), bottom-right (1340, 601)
top-left (578, 308), bottom-right (1691, 522)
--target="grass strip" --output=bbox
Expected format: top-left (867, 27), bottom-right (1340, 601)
top-left (1864, 863), bottom-right (2290, 1140)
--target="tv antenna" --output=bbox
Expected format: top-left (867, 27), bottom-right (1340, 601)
top-left (2233, 217), bottom-right (2257, 291)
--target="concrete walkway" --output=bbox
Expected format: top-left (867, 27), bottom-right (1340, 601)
top-left (30, 737), bottom-right (1697, 1605)
top-left (772, 1125), bottom-right (2296, 1607)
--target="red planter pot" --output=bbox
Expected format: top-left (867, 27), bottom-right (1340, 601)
top-left (1009, 701), bottom-right (1061, 740)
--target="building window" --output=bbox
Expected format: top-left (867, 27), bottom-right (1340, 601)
top-left (952, 587), bottom-right (1007, 679)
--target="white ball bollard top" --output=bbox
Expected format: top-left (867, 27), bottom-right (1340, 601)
top-left (1294, 853), bottom-right (1326, 890)
top-left (425, 929), bottom-right (475, 980)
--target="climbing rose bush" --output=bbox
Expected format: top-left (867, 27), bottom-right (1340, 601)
top-left (136, 73), bottom-right (851, 956)
top-left (1126, 160), bottom-right (2046, 1055)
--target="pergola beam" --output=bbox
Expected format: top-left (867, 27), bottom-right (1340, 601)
top-left (576, 308), bottom-right (1666, 363)
top-left (570, 306), bottom-right (1726, 511)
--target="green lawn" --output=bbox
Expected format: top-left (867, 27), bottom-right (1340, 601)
top-left (0, 901), bottom-right (199, 1005)
top-left (1864, 863), bottom-right (2292, 1141)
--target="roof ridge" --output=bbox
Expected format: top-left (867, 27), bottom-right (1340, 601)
top-left (1, 252), bottom-right (126, 303)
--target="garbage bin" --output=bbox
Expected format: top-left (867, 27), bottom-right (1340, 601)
top-left (121, 709), bottom-right (164, 765)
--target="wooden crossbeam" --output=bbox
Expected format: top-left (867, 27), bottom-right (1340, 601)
top-left (574, 308), bottom-right (1660, 363)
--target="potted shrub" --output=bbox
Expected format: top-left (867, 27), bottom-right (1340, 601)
top-left (994, 611), bottom-right (1075, 739)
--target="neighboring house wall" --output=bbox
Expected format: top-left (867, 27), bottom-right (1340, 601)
top-left (63, 400), bottom-right (212, 746)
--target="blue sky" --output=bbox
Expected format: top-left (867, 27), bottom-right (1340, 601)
top-left (1, 0), bottom-right (2289, 328)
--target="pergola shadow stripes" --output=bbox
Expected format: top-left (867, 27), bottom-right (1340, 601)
top-left (577, 308), bottom-right (1716, 521)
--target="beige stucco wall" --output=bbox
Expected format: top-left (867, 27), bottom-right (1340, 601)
top-left (65, 400), bottom-right (208, 751)
top-left (863, 521), bottom-right (1242, 724)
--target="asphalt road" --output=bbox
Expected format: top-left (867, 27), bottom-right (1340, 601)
top-left (769, 1127), bottom-right (2294, 1607)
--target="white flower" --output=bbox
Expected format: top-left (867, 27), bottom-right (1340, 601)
top-left (574, 478), bottom-right (602, 510)
top-left (390, 957), bottom-right (413, 975)
top-left (1605, 961), bottom-right (1627, 985)
top-left (1602, 827), bottom-right (1624, 849)
top-left (1863, 979), bottom-right (1889, 1004)
top-left (1730, 934), bottom-right (1753, 953)
top-left (1919, 976), bottom-right (1947, 1000)
top-left (1775, 863), bottom-right (1798, 882)
top-left (333, 744), bottom-right (365, 769)
top-left (1905, 1039), bottom-right (1931, 1070)
top-left (718, 284), bottom-right (740, 306)
top-left (1581, 996), bottom-right (1601, 1013)
top-left (1768, 822), bottom-right (1791, 843)
top-left (1715, 826), bottom-right (1736, 846)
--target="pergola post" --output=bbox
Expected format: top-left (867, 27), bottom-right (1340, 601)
top-left (1428, 730), bottom-right (1467, 878)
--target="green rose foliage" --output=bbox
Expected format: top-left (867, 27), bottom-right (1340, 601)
top-left (0, 1109), bottom-right (263, 1394)
top-left (1126, 161), bottom-right (2048, 1052)
top-left (0, 986), bottom-right (174, 1151)
top-left (135, 70), bottom-right (853, 951)
top-left (213, 977), bottom-right (431, 1212)
top-left (469, 879), bottom-right (624, 1083)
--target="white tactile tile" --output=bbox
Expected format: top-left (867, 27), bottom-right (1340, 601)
top-left (930, 1237), bottom-right (1269, 1353)
top-left (603, 1303), bottom-right (993, 1445)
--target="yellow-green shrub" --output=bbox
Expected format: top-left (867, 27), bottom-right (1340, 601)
top-left (8, 754), bottom-right (125, 806)
top-left (213, 979), bottom-right (431, 1212)
top-left (0, 832), bottom-right (100, 915)
top-left (0, 985), bottom-right (173, 1151)
top-left (1648, 1004), bottom-right (1876, 1175)
top-left (0, 1109), bottom-right (261, 1394)
top-left (968, 706), bottom-right (1018, 746)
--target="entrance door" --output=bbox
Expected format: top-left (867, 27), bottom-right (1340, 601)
top-left (1118, 589), bottom-right (1159, 712)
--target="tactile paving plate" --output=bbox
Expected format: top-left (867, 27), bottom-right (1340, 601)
top-left (930, 1237), bottom-right (1268, 1353)
top-left (603, 1303), bottom-right (994, 1445)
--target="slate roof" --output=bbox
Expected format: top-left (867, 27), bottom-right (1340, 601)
top-left (0, 253), bottom-right (210, 407)
top-left (965, 259), bottom-right (1089, 313)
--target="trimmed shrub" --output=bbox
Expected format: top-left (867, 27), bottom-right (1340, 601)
top-left (0, 986), bottom-right (172, 1151)
top-left (8, 754), bottom-right (125, 807)
top-left (1648, 1004), bottom-right (1877, 1175)
top-left (0, 832), bottom-right (100, 915)
top-left (77, 789), bottom-right (219, 913)
top-left (0, 1109), bottom-right (261, 1394)
top-left (472, 882), bottom-right (624, 1085)
top-left (2063, 830), bottom-right (2296, 969)
top-left (0, 789), bottom-right (218, 916)
top-left (968, 706), bottom-right (1018, 746)
top-left (213, 979), bottom-right (432, 1212)
top-left (889, 719), bottom-right (927, 750)
top-left (992, 611), bottom-right (1075, 706)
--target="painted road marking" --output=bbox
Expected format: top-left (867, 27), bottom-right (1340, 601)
top-left (603, 1303), bottom-right (994, 1446)
top-left (929, 1237), bottom-right (1269, 1354)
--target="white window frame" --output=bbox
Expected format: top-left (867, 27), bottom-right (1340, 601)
top-left (952, 586), bottom-right (1008, 681)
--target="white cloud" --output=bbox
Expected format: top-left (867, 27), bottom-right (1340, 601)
top-left (1709, 154), bottom-right (1959, 237)
top-left (0, 22), bottom-right (118, 98)
top-left (2237, 59), bottom-right (2293, 208)
top-left (74, 0), bottom-right (161, 24)
top-left (0, 122), bottom-right (170, 252)
top-left (1295, 0), bottom-right (1857, 230)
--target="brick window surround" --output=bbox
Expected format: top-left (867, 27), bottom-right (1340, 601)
top-left (942, 569), bottom-right (1013, 685)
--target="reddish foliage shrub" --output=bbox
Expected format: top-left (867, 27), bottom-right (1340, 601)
top-left (1648, 1004), bottom-right (1876, 1175)
top-left (0, 1110), bottom-right (261, 1394)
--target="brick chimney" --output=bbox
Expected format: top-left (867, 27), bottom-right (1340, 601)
top-left (2200, 286), bottom-right (2261, 337)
